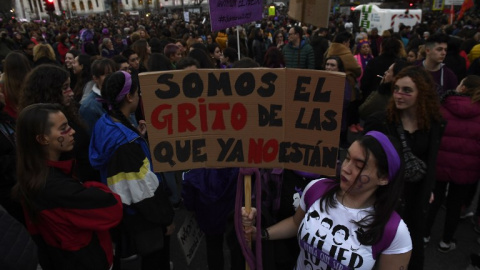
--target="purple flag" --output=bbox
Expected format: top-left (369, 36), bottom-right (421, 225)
top-left (209, 0), bottom-right (263, 32)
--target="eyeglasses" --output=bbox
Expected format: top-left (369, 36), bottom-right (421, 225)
top-left (393, 86), bottom-right (413, 96)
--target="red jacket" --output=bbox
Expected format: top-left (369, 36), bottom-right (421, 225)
top-left (57, 42), bottom-right (69, 64)
top-left (25, 159), bottom-right (122, 269)
top-left (436, 92), bottom-right (480, 185)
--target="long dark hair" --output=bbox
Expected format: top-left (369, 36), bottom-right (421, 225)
top-left (189, 48), bottom-right (215, 69)
top-left (3, 52), bottom-right (32, 114)
top-left (148, 53), bottom-right (173, 71)
top-left (20, 64), bottom-right (84, 130)
top-left (101, 71), bottom-right (140, 135)
top-left (73, 54), bottom-right (92, 103)
top-left (13, 103), bottom-right (64, 221)
top-left (320, 134), bottom-right (404, 246)
top-left (132, 39), bottom-right (150, 69)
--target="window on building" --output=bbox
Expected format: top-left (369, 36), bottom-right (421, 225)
top-left (80, 1), bottom-right (85, 10)
top-left (96, 0), bottom-right (99, 7)
top-left (71, 2), bottom-right (77, 11)
top-left (138, 0), bottom-right (143, 5)
top-left (88, 0), bottom-right (93, 9)
top-left (148, 0), bottom-right (152, 4)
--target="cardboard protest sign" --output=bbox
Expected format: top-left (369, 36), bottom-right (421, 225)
top-left (139, 68), bottom-right (345, 176)
top-left (209, 0), bottom-right (263, 32)
top-left (288, 0), bottom-right (331, 28)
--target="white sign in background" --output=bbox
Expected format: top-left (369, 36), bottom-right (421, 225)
top-left (444, 0), bottom-right (465, 5)
top-left (176, 212), bottom-right (205, 265)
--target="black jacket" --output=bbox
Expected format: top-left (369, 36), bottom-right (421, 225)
top-left (310, 34), bottom-right (329, 70)
top-left (0, 205), bottom-right (38, 270)
top-left (0, 113), bottom-right (24, 224)
top-left (364, 111), bottom-right (446, 211)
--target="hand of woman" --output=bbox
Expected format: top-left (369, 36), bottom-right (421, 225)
top-left (242, 207), bottom-right (257, 239)
top-left (165, 223), bottom-right (175, 236)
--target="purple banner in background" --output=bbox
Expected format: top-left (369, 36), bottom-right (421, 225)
top-left (209, 0), bottom-right (263, 32)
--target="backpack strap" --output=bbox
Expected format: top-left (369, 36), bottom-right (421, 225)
top-left (304, 178), bottom-right (338, 210)
top-left (371, 211), bottom-right (402, 260)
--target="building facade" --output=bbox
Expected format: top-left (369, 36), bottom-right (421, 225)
top-left (14, 0), bottom-right (207, 19)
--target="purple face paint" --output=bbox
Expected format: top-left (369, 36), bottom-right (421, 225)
top-left (60, 126), bottom-right (72, 135)
top-left (393, 92), bottom-right (412, 97)
top-left (357, 175), bottom-right (371, 189)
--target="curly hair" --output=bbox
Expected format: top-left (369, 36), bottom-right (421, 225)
top-left (20, 64), bottom-right (84, 129)
top-left (386, 66), bottom-right (442, 130)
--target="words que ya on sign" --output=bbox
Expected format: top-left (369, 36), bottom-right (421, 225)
top-left (139, 68), bottom-right (345, 176)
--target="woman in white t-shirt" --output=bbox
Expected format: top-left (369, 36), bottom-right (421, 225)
top-left (243, 131), bottom-right (412, 269)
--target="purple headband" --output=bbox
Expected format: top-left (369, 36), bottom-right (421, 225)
top-left (115, 71), bottom-right (132, 104)
top-left (95, 71), bottom-right (133, 111)
top-left (365, 131), bottom-right (400, 181)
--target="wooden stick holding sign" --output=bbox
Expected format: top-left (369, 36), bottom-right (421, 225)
top-left (244, 174), bottom-right (252, 270)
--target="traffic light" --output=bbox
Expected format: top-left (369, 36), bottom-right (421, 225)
top-left (44, 0), bottom-right (55, 12)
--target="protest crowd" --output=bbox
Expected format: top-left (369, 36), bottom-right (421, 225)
top-left (1, 3), bottom-right (480, 270)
